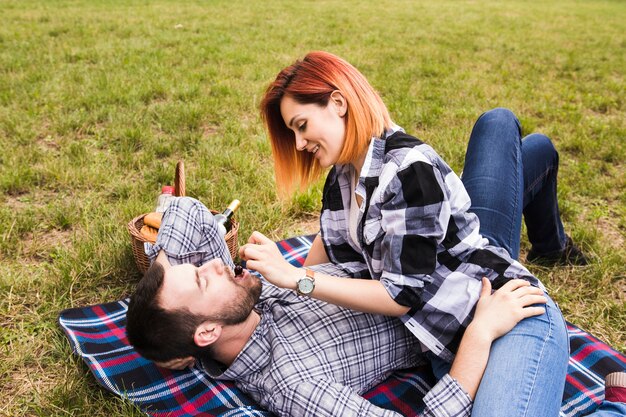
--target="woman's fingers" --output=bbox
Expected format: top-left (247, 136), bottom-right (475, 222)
top-left (239, 244), bottom-right (257, 261)
top-left (519, 294), bottom-right (547, 307)
top-left (489, 278), bottom-right (544, 300)
top-left (247, 231), bottom-right (273, 245)
top-left (521, 306), bottom-right (546, 318)
top-left (240, 231), bottom-right (278, 261)
top-left (498, 278), bottom-right (531, 292)
top-left (480, 277), bottom-right (492, 298)
top-left (247, 231), bottom-right (263, 244)
top-left (513, 285), bottom-right (545, 299)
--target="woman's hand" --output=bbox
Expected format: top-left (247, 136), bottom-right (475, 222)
top-left (239, 231), bottom-right (300, 289)
top-left (471, 278), bottom-right (547, 342)
top-left (449, 278), bottom-right (547, 399)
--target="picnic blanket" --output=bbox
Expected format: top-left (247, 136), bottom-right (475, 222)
top-left (59, 235), bottom-right (626, 417)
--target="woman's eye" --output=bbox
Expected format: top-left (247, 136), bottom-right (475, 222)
top-left (298, 122), bottom-right (307, 132)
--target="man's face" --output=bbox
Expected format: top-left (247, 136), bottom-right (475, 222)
top-left (159, 259), bottom-right (262, 325)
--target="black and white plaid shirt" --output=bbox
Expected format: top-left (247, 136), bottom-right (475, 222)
top-left (320, 128), bottom-right (542, 362)
top-left (146, 197), bottom-right (473, 417)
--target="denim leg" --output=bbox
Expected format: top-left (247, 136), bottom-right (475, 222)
top-left (471, 295), bottom-right (569, 417)
top-left (586, 401), bottom-right (626, 416)
top-left (521, 134), bottom-right (567, 254)
top-left (462, 108), bottom-right (524, 259)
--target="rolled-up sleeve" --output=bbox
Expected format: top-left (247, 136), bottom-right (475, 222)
top-left (422, 374), bottom-right (472, 417)
top-left (379, 160), bottom-right (449, 307)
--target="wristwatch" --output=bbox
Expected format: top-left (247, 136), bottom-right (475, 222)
top-left (296, 268), bottom-right (316, 296)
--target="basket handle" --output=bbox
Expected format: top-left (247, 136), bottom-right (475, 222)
top-left (175, 160), bottom-right (186, 197)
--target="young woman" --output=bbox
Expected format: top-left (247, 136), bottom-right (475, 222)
top-left (241, 51), bottom-right (582, 416)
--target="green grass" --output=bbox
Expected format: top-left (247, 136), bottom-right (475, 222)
top-left (1, 0), bottom-right (624, 415)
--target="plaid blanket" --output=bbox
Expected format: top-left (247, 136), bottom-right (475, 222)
top-left (59, 235), bottom-right (626, 417)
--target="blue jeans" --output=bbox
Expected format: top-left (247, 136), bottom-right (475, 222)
top-left (590, 402), bottom-right (626, 416)
top-left (455, 108), bottom-right (570, 416)
top-left (456, 108), bottom-right (624, 416)
top-left (429, 294), bottom-right (569, 417)
top-left (461, 108), bottom-right (567, 259)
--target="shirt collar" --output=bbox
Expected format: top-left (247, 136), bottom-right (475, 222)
top-left (331, 124), bottom-right (404, 193)
top-left (200, 309), bottom-right (271, 380)
top-left (354, 124), bottom-right (404, 196)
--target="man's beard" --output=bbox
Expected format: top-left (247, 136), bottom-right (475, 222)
top-left (214, 272), bottom-right (262, 326)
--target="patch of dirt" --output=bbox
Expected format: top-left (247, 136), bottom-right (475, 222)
top-left (294, 214), bottom-right (320, 235)
top-left (4, 191), bottom-right (58, 211)
top-left (0, 355), bottom-right (56, 415)
top-left (20, 228), bottom-right (75, 262)
top-left (4, 191), bottom-right (79, 264)
top-left (202, 124), bottom-right (220, 138)
top-left (36, 134), bottom-right (61, 152)
top-left (616, 278), bottom-right (626, 301)
top-left (4, 196), bottom-right (30, 211)
top-left (595, 217), bottom-right (625, 250)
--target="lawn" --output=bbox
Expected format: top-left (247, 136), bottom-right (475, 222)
top-left (0, 0), bottom-right (624, 415)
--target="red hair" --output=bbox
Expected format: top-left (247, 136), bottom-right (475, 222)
top-left (260, 51), bottom-right (392, 197)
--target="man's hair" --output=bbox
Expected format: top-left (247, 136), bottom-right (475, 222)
top-left (126, 262), bottom-right (208, 362)
top-left (260, 50), bottom-right (392, 198)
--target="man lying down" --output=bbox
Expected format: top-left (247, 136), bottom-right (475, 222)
top-left (126, 197), bottom-right (546, 417)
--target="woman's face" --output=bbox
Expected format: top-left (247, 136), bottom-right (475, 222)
top-left (280, 93), bottom-right (347, 168)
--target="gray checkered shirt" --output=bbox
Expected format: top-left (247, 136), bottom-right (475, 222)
top-left (147, 197), bottom-right (473, 417)
top-left (320, 128), bottom-right (543, 362)
top-left (144, 197), bottom-right (235, 269)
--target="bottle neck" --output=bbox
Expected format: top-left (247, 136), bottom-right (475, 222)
top-left (215, 199), bottom-right (239, 234)
top-left (221, 208), bottom-right (235, 220)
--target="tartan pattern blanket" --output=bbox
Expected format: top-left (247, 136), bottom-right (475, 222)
top-left (59, 235), bottom-right (626, 417)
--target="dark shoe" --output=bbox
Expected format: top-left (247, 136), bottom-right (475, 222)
top-left (526, 235), bottom-right (589, 266)
top-left (605, 372), bottom-right (626, 403)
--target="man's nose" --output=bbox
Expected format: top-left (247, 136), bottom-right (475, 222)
top-left (202, 258), bottom-right (224, 274)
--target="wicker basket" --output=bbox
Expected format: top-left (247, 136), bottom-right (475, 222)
top-left (127, 161), bottom-right (239, 274)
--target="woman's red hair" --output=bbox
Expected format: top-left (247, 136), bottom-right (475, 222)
top-left (260, 51), bottom-right (391, 198)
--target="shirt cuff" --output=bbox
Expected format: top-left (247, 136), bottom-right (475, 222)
top-left (423, 373), bottom-right (472, 417)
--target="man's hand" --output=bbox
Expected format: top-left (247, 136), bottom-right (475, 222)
top-left (471, 278), bottom-right (547, 342)
top-left (154, 356), bottom-right (196, 370)
top-left (239, 231), bottom-right (300, 289)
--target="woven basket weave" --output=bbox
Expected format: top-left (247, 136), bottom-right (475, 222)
top-left (127, 161), bottom-right (239, 274)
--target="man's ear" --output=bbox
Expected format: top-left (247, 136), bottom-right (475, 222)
top-left (193, 321), bottom-right (223, 347)
top-left (330, 90), bottom-right (347, 117)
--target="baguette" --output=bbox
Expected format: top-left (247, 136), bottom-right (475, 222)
top-left (140, 225), bottom-right (159, 243)
top-left (144, 212), bottom-right (163, 229)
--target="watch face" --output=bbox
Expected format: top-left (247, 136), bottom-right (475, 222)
top-left (298, 278), bottom-right (314, 294)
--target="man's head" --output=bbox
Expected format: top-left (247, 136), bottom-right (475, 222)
top-left (126, 258), bottom-right (262, 362)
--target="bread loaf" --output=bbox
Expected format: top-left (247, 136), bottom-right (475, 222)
top-left (140, 225), bottom-right (159, 243)
top-left (143, 212), bottom-right (163, 229)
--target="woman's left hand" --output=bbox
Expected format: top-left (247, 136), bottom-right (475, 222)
top-left (239, 231), bottom-right (300, 289)
top-left (471, 278), bottom-right (547, 342)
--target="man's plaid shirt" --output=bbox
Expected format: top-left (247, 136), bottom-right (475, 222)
top-left (146, 197), bottom-right (474, 417)
top-left (320, 128), bottom-right (542, 362)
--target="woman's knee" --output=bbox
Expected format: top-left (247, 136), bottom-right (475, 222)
top-left (523, 133), bottom-right (559, 165)
top-left (471, 108), bottom-right (522, 148)
top-left (477, 107), bottom-right (520, 128)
